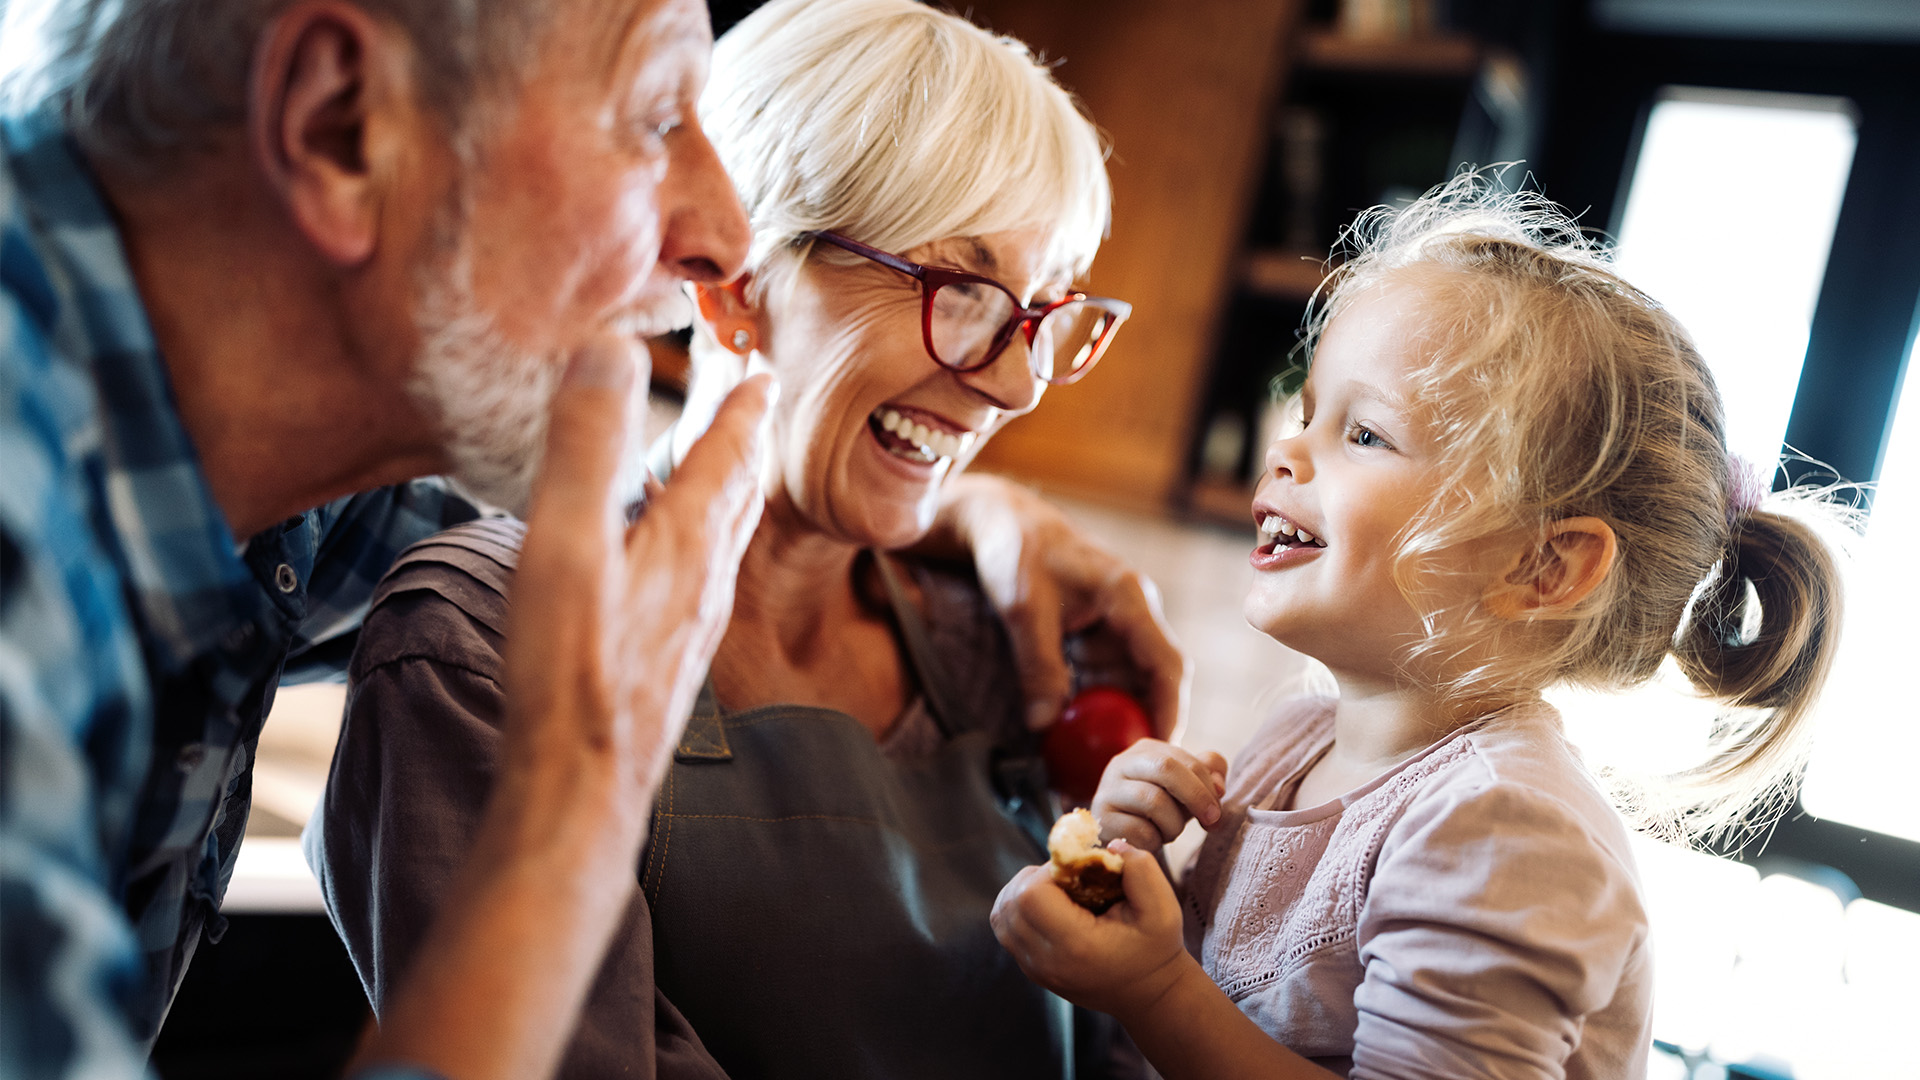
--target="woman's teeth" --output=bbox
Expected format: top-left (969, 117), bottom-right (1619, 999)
top-left (1258, 513), bottom-right (1325, 548)
top-left (876, 408), bottom-right (970, 462)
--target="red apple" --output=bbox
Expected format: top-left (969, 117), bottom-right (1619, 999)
top-left (1043, 686), bottom-right (1154, 807)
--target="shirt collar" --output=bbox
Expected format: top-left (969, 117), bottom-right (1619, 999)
top-left (3, 106), bottom-right (265, 674)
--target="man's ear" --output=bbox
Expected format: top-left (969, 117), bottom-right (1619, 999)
top-left (693, 275), bottom-right (759, 355)
top-left (1483, 517), bottom-right (1618, 620)
top-left (250, 1), bottom-right (410, 265)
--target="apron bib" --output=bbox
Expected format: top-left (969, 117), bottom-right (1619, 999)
top-left (639, 556), bottom-right (1076, 1080)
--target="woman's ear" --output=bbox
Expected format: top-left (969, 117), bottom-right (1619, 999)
top-left (1483, 517), bottom-right (1618, 620)
top-left (693, 275), bottom-right (758, 355)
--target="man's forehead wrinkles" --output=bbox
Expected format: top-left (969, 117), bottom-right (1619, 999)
top-left (600, 0), bottom-right (710, 86)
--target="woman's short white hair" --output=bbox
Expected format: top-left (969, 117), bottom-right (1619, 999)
top-left (703, 0), bottom-right (1111, 293)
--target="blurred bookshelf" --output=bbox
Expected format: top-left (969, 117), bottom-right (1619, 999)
top-left (1178, 0), bottom-right (1552, 526)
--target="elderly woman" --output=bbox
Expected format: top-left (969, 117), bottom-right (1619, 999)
top-left (309, 0), bottom-right (1154, 1076)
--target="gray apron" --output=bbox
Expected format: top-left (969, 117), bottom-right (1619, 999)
top-left (638, 555), bottom-right (1096, 1080)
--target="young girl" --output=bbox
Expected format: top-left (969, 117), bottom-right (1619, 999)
top-left (992, 177), bottom-right (1847, 1079)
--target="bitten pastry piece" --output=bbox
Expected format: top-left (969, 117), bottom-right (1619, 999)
top-left (1047, 808), bottom-right (1125, 914)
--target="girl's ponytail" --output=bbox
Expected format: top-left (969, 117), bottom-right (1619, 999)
top-left (1669, 500), bottom-right (1847, 837)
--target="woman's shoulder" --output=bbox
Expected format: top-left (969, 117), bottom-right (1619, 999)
top-left (351, 517), bottom-right (527, 679)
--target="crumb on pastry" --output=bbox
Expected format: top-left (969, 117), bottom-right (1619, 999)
top-left (1047, 808), bottom-right (1125, 914)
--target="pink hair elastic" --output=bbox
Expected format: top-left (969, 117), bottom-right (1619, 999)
top-left (1727, 453), bottom-right (1770, 527)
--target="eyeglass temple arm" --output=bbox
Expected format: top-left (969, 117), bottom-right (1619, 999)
top-left (811, 231), bottom-right (926, 281)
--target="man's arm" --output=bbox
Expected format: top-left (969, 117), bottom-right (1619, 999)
top-left (0, 308), bottom-right (152, 1077)
top-left (352, 339), bottom-right (771, 1080)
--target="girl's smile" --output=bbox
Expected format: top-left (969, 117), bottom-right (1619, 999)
top-left (1243, 275), bottom-right (1464, 681)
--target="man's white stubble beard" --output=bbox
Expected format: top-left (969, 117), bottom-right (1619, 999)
top-left (407, 225), bottom-right (654, 520)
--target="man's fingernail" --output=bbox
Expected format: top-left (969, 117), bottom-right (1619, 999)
top-left (1202, 806), bottom-right (1220, 826)
top-left (564, 341), bottom-right (633, 390)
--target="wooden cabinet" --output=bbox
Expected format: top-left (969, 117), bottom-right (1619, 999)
top-left (959, 0), bottom-right (1305, 512)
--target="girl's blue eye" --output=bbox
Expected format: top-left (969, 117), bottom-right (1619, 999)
top-left (1351, 425), bottom-right (1390, 449)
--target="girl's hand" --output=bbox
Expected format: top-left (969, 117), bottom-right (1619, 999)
top-left (1092, 739), bottom-right (1229, 853)
top-left (991, 840), bottom-right (1194, 1020)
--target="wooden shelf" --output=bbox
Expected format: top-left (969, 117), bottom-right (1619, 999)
top-left (1297, 29), bottom-right (1481, 78)
top-left (1241, 248), bottom-right (1332, 301)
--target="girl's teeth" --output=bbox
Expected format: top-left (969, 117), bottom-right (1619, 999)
top-left (1259, 514), bottom-right (1281, 536)
top-left (1279, 520), bottom-right (1297, 537)
top-left (1296, 529), bottom-right (1315, 544)
top-left (881, 409), bottom-right (902, 433)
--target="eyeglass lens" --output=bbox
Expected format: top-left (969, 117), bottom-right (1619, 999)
top-left (928, 281), bottom-right (1117, 381)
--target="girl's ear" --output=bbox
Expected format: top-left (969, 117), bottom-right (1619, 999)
top-left (1483, 517), bottom-right (1618, 620)
top-left (693, 274), bottom-right (758, 355)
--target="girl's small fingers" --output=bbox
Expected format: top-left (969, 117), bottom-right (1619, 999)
top-left (1111, 840), bottom-right (1181, 926)
top-left (1119, 750), bottom-right (1220, 827)
top-left (1093, 805), bottom-right (1164, 852)
top-left (1199, 751), bottom-right (1229, 792)
top-left (1102, 784), bottom-right (1185, 844)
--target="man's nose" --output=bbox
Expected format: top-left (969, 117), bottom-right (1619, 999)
top-left (658, 118), bottom-right (750, 284)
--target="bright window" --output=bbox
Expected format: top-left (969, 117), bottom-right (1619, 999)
top-left (1612, 87), bottom-right (1857, 469)
top-left (1800, 315), bottom-right (1920, 841)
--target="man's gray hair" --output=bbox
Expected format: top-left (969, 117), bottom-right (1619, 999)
top-left (0, 0), bottom-right (550, 164)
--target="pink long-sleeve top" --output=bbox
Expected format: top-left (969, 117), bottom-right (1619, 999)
top-left (1180, 696), bottom-right (1653, 1079)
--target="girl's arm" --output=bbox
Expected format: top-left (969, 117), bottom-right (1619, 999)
top-left (992, 845), bottom-right (1342, 1080)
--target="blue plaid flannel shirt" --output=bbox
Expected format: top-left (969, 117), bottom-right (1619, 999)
top-left (1, 108), bottom-right (477, 1077)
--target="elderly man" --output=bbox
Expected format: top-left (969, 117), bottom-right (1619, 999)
top-left (0, 0), bottom-right (1187, 1076)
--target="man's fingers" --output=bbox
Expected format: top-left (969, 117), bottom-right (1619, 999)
top-left (524, 339), bottom-right (641, 556)
top-left (644, 373), bottom-right (776, 528)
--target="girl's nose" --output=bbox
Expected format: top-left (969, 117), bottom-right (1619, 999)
top-left (1265, 429), bottom-right (1312, 484)
top-left (956, 334), bottom-right (1044, 415)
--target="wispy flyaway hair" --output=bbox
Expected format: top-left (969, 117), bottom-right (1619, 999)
top-left (1306, 170), bottom-right (1850, 841)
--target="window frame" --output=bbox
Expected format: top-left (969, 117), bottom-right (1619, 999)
top-left (1533, 4), bottom-right (1920, 912)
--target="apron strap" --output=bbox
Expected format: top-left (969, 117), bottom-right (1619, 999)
top-left (872, 553), bottom-right (970, 741)
top-left (675, 681), bottom-right (733, 761)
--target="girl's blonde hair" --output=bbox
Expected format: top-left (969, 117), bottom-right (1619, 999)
top-left (1310, 171), bottom-right (1848, 841)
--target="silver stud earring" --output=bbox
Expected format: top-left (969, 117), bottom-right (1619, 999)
top-left (732, 329), bottom-right (752, 351)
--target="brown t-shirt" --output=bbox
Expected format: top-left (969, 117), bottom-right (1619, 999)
top-left (303, 517), bottom-right (730, 1080)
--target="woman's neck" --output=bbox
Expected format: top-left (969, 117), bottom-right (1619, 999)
top-left (708, 494), bottom-right (911, 735)
top-left (727, 496), bottom-right (869, 661)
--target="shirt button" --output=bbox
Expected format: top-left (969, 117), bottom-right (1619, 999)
top-left (274, 563), bottom-right (299, 593)
top-left (176, 743), bottom-right (206, 771)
